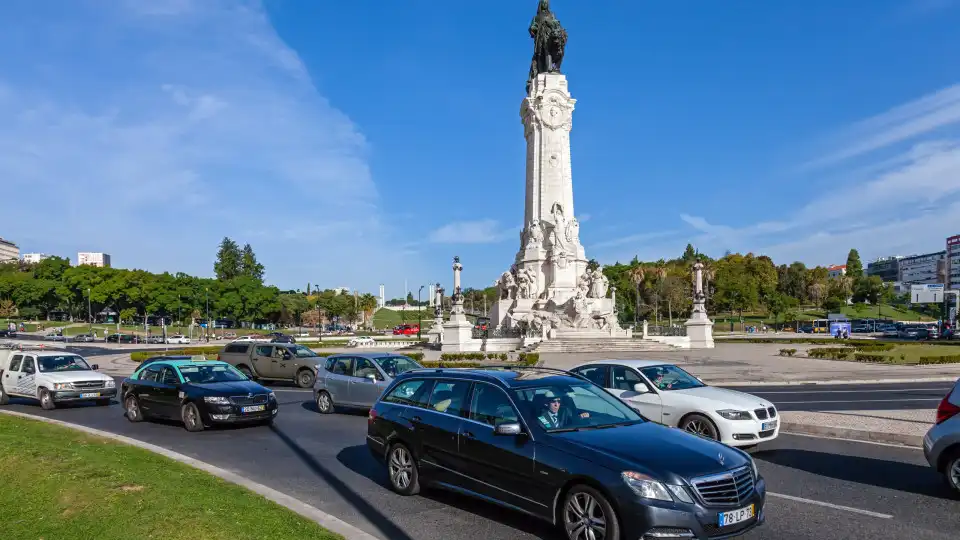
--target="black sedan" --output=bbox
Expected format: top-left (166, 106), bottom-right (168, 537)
top-left (368, 367), bottom-right (765, 540)
top-left (121, 359), bottom-right (278, 432)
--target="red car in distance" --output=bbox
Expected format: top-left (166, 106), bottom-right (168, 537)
top-left (392, 324), bottom-right (420, 336)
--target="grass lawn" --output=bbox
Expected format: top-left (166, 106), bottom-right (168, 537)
top-left (859, 344), bottom-right (958, 364)
top-left (0, 415), bottom-right (340, 540)
top-left (371, 308), bottom-right (433, 329)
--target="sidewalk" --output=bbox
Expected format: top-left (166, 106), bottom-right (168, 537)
top-left (780, 409), bottom-right (933, 448)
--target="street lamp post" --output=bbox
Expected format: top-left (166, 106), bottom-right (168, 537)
top-left (177, 294), bottom-right (182, 334)
top-left (418, 285), bottom-right (424, 339)
top-left (205, 288), bottom-right (210, 343)
top-left (86, 288), bottom-right (92, 336)
top-left (314, 286), bottom-right (322, 343)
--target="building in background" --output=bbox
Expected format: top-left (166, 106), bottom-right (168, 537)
top-left (867, 256), bottom-right (902, 282)
top-left (77, 252), bottom-right (111, 268)
top-left (948, 235), bottom-right (960, 291)
top-left (21, 253), bottom-right (50, 264)
top-left (378, 284), bottom-right (385, 308)
top-left (332, 287), bottom-right (350, 295)
top-left (899, 251), bottom-right (946, 286)
top-left (0, 237), bottom-right (19, 263)
top-left (827, 265), bottom-right (847, 279)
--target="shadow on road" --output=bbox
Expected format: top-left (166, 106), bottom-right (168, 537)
top-left (336, 445), bottom-right (559, 540)
top-left (300, 401), bottom-right (367, 416)
top-left (269, 425), bottom-right (414, 540)
top-left (757, 448), bottom-right (956, 499)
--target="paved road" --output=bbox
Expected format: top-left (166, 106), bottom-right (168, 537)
top-left (2, 382), bottom-right (958, 540)
top-left (721, 382), bottom-right (955, 411)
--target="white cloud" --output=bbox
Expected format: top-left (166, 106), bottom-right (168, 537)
top-left (0, 0), bottom-right (422, 290)
top-left (428, 220), bottom-right (513, 244)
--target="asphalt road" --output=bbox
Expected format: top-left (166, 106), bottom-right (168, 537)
top-left (721, 382), bottom-right (956, 411)
top-left (3, 383), bottom-right (959, 540)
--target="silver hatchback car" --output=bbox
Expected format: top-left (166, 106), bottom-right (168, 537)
top-left (923, 377), bottom-right (960, 495)
top-left (313, 353), bottom-right (422, 414)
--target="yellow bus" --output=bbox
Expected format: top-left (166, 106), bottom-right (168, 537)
top-left (812, 319), bottom-right (829, 333)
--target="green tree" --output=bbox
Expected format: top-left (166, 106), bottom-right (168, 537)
top-left (586, 258), bottom-right (601, 271)
top-left (240, 243), bottom-right (265, 282)
top-left (214, 237), bottom-right (242, 281)
top-left (681, 244), bottom-right (697, 264)
top-left (33, 256), bottom-right (70, 281)
top-left (846, 249), bottom-right (863, 278)
top-left (406, 292), bottom-right (415, 305)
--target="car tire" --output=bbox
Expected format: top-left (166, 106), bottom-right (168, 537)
top-left (561, 485), bottom-right (620, 540)
top-left (944, 450), bottom-right (960, 496)
top-left (680, 413), bottom-right (720, 441)
top-left (38, 388), bottom-right (56, 410)
top-left (125, 395), bottom-right (144, 422)
top-left (296, 368), bottom-right (316, 389)
top-left (387, 443), bottom-right (420, 496)
top-left (0, 385), bottom-right (9, 405)
top-left (237, 365), bottom-right (254, 379)
top-left (181, 402), bottom-right (205, 432)
top-left (316, 391), bottom-right (335, 414)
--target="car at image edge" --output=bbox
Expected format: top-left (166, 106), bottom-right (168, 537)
top-left (367, 366), bottom-right (765, 540)
top-left (0, 348), bottom-right (116, 408)
top-left (923, 377), bottom-right (960, 495)
top-left (571, 360), bottom-right (779, 448)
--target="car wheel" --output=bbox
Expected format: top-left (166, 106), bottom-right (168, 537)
top-left (316, 391), bottom-right (335, 414)
top-left (39, 388), bottom-right (56, 410)
top-left (125, 395), bottom-right (144, 422)
top-left (0, 385), bottom-right (9, 405)
top-left (237, 365), bottom-right (254, 379)
top-left (945, 451), bottom-right (960, 495)
top-left (296, 368), bottom-right (316, 389)
top-left (387, 443), bottom-right (420, 495)
top-left (681, 413), bottom-right (719, 441)
top-left (181, 402), bottom-right (205, 432)
top-left (561, 484), bottom-right (620, 540)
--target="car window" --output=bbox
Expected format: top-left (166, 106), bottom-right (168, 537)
top-left (332, 357), bottom-right (354, 376)
top-left (611, 365), bottom-right (646, 392)
top-left (426, 380), bottom-right (470, 416)
top-left (512, 383), bottom-right (642, 431)
top-left (8, 354), bottom-right (22, 372)
top-left (294, 345), bottom-right (318, 357)
top-left (639, 365), bottom-right (704, 391)
top-left (468, 383), bottom-right (518, 426)
top-left (272, 347), bottom-right (287, 358)
top-left (355, 358), bottom-right (382, 380)
top-left (255, 345), bottom-right (272, 356)
top-left (141, 366), bottom-right (161, 382)
top-left (21, 357), bottom-right (35, 375)
top-left (572, 365), bottom-right (608, 387)
top-left (324, 358), bottom-right (336, 371)
top-left (159, 367), bottom-right (180, 386)
top-left (373, 356), bottom-right (420, 378)
top-left (178, 364), bottom-right (246, 383)
top-left (383, 379), bottom-right (432, 407)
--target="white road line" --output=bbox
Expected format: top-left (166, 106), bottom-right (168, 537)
top-left (768, 492), bottom-right (893, 519)
top-left (774, 398), bottom-right (941, 404)
top-left (750, 388), bottom-right (952, 395)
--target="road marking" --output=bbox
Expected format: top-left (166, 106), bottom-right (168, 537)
top-left (782, 431), bottom-right (921, 449)
top-left (774, 398), bottom-right (941, 404)
top-left (768, 492), bottom-right (893, 519)
top-left (750, 388), bottom-right (952, 395)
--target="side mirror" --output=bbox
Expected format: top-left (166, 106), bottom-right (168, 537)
top-left (633, 383), bottom-right (649, 394)
top-left (91, 364), bottom-right (99, 370)
top-left (494, 422), bottom-right (522, 436)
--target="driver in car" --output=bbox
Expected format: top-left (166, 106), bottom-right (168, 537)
top-left (537, 391), bottom-right (590, 429)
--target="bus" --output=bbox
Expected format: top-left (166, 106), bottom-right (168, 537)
top-left (812, 319), bottom-right (829, 333)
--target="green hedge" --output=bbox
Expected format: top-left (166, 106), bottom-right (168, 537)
top-left (918, 355), bottom-right (960, 364)
top-left (719, 337), bottom-right (960, 347)
top-left (439, 353), bottom-right (510, 362)
top-left (807, 347), bottom-right (852, 360)
top-left (778, 348), bottom-right (797, 357)
top-left (853, 353), bottom-right (889, 363)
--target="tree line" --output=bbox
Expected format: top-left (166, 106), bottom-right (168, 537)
top-left (0, 237), bottom-right (377, 327)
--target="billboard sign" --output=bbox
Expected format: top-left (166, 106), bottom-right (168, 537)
top-left (912, 283), bottom-right (944, 303)
top-left (829, 320), bottom-right (852, 337)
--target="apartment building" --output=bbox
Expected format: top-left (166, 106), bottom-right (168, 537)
top-left (77, 252), bottom-right (111, 268)
top-left (899, 251), bottom-right (946, 286)
top-left (21, 253), bottom-right (50, 264)
top-left (0, 237), bottom-right (19, 263)
top-left (948, 235), bottom-right (960, 290)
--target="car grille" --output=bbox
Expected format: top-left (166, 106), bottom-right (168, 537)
top-left (73, 380), bottom-right (105, 390)
top-left (229, 394), bottom-right (269, 406)
top-left (754, 408), bottom-right (768, 420)
top-left (767, 407), bottom-right (777, 418)
top-left (691, 466), bottom-right (754, 506)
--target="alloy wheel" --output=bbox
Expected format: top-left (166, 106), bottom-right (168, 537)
top-left (950, 458), bottom-right (960, 490)
top-left (564, 491), bottom-right (607, 540)
top-left (126, 397), bottom-right (139, 419)
top-left (683, 416), bottom-right (718, 440)
top-left (389, 447), bottom-right (413, 490)
top-left (317, 392), bottom-right (332, 413)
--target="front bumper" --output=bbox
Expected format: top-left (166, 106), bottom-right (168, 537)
top-left (52, 388), bottom-right (117, 402)
top-left (201, 401), bottom-right (279, 424)
top-left (717, 418), bottom-right (780, 447)
top-left (620, 478), bottom-right (766, 540)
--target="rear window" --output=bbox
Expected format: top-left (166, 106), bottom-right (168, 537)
top-left (224, 344), bottom-right (249, 354)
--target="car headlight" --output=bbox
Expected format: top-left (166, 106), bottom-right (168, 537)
top-left (621, 472), bottom-right (674, 502)
top-left (104, 379), bottom-right (116, 388)
top-left (268, 391), bottom-right (276, 400)
top-left (203, 396), bottom-right (231, 404)
top-left (52, 383), bottom-right (74, 390)
top-left (716, 409), bottom-right (752, 421)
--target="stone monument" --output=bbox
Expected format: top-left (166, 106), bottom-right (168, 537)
top-left (489, 0), bottom-right (628, 340)
top-left (441, 257), bottom-right (477, 351)
top-left (684, 260), bottom-right (715, 348)
top-left (427, 282), bottom-right (445, 342)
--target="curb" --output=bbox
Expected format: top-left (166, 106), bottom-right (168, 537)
top-left (0, 410), bottom-right (382, 540)
top-left (710, 376), bottom-right (959, 387)
top-left (781, 421), bottom-right (923, 448)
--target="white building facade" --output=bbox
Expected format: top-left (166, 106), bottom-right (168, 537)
top-left (21, 253), bottom-right (50, 264)
top-left (77, 252), bottom-right (111, 268)
top-left (0, 237), bottom-right (19, 263)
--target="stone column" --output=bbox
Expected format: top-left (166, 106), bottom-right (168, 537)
top-left (685, 260), bottom-right (715, 348)
top-left (442, 256), bottom-right (478, 351)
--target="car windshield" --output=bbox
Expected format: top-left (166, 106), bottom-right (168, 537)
top-left (37, 355), bottom-right (91, 372)
top-left (177, 364), bottom-right (248, 384)
top-left (294, 345), bottom-right (318, 357)
top-left (512, 382), bottom-right (643, 432)
top-left (374, 356), bottom-right (420, 377)
top-left (639, 365), bottom-right (705, 391)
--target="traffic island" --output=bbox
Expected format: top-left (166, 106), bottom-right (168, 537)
top-left (0, 414), bottom-right (342, 540)
top-left (780, 409), bottom-right (932, 447)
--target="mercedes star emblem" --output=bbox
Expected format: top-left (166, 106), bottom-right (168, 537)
top-left (718, 453), bottom-right (725, 466)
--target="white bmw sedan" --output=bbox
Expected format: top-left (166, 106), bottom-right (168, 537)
top-left (570, 359), bottom-right (779, 448)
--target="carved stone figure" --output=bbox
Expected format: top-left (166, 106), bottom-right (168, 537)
top-left (497, 270), bottom-right (517, 300)
top-left (527, 0), bottom-right (568, 93)
top-left (517, 267), bottom-right (538, 299)
top-left (565, 217), bottom-right (580, 246)
top-left (588, 267), bottom-right (608, 299)
top-left (527, 219), bottom-right (544, 247)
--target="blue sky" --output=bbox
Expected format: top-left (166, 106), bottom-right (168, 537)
top-left (4, 1), bottom-right (960, 298)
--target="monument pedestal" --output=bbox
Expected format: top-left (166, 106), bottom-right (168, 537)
top-left (684, 314), bottom-right (714, 349)
top-left (441, 313), bottom-right (479, 352)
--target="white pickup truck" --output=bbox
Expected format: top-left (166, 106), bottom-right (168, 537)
top-left (0, 348), bottom-right (117, 409)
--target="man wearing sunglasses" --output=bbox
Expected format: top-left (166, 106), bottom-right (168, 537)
top-left (537, 391), bottom-right (590, 429)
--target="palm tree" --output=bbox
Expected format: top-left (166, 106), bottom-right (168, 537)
top-left (653, 260), bottom-right (668, 325)
top-left (629, 265), bottom-right (646, 324)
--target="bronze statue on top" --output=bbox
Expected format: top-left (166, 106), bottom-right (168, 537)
top-left (527, 0), bottom-right (568, 94)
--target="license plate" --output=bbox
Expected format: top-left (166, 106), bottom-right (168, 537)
top-left (762, 420), bottom-right (777, 431)
top-left (241, 405), bottom-right (265, 413)
top-left (80, 392), bottom-right (100, 398)
top-left (719, 504), bottom-right (755, 527)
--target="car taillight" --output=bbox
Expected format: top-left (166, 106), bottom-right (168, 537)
top-left (368, 408), bottom-right (377, 426)
top-left (935, 392), bottom-right (960, 424)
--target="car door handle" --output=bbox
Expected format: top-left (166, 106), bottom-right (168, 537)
top-left (462, 431), bottom-right (475, 439)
